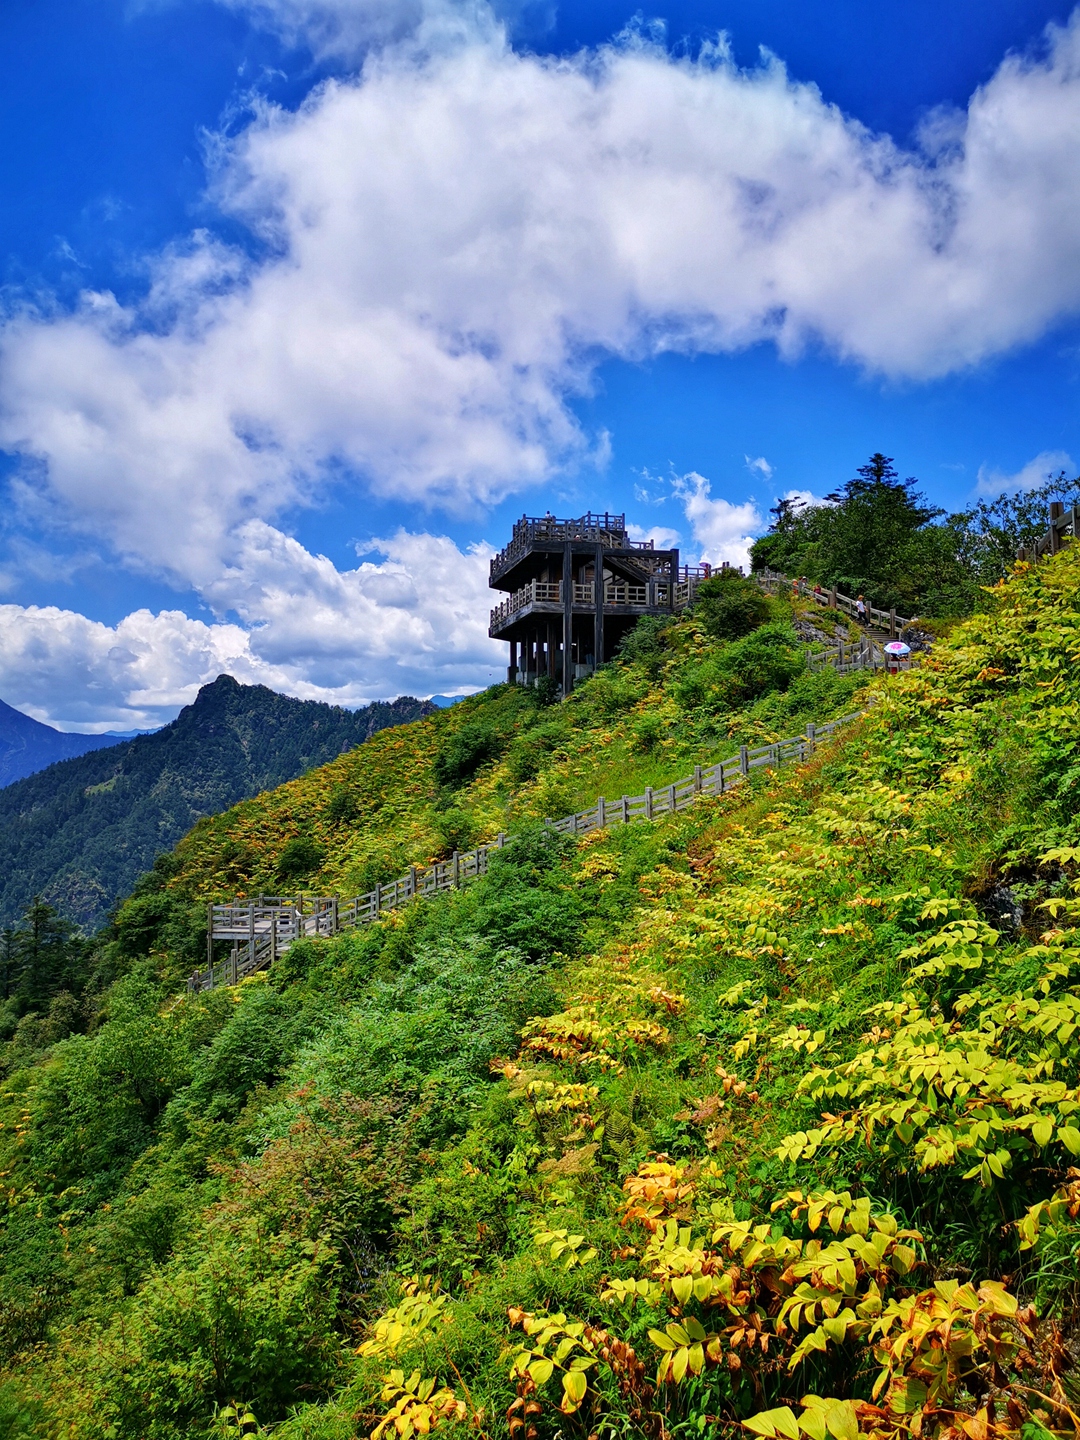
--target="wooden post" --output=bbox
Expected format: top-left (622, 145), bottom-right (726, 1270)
top-left (645, 787), bottom-right (653, 819)
top-left (597, 795), bottom-right (605, 827)
top-left (562, 541), bottom-right (574, 698)
top-left (739, 745), bottom-right (749, 778)
top-left (206, 904), bottom-right (214, 972)
top-left (409, 865), bottom-right (418, 897)
top-left (693, 764), bottom-right (702, 796)
top-left (668, 783), bottom-right (676, 812)
top-left (1050, 501), bottom-right (1064, 554)
top-left (594, 541), bottom-right (604, 673)
top-left (452, 851), bottom-right (460, 887)
top-left (497, 831), bottom-right (506, 847)
top-left (375, 882), bottom-right (382, 916)
top-left (889, 608), bottom-right (897, 638)
top-left (829, 587), bottom-right (837, 609)
top-left (621, 795), bottom-right (629, 824)
top-left (806, 723), bottom-right (816, 751)
top-left (270, 913), bottom-right (277, 967)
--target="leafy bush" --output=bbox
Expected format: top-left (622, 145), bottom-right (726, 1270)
top-left (694, 571), bottom-right (771, 640)
top-left (432, 722), bottom-right (505, 789)
top-left (674, 622), bottom-right (806, 712)
top-left (277, 834), bottom-right (326, 883)
top-left (615, 615), bottom-right (673, 679)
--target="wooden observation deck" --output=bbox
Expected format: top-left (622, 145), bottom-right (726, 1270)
top-left (490, 511), bottom-right (716, 695)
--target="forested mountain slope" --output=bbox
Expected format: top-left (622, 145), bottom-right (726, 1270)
top-left (1, 559), bottom-right (1080, 1440)
top-left (0, 699), bottom-right (125, 787)
top-left (0, 676), bottom-right (434, 930)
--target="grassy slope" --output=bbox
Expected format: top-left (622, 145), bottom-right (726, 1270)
top-left (2, 564), bottom-right (1080, 1439)
top-left (166, 600), bottom-right (861, 904)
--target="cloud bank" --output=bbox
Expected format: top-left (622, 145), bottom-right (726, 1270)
top-left (5, 3), bottom-right (1080, 719)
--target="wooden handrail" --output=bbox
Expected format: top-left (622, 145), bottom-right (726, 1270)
top-left (189, 708), bottom-right (866, 993)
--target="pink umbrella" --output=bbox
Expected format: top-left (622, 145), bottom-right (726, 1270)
top-left (884, 641), bottom-right (911, 655)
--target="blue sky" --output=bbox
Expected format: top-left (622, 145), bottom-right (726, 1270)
top-left (1, 0), bottom-right (1079, 727)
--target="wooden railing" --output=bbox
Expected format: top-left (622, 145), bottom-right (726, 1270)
top-left (754, 568), bottom-right (913, 636)
top-left (1021, 502), bottom-right (1080, 562)
top-left (189, 709), bottom-right (862, 993)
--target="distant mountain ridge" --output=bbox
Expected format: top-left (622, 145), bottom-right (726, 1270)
top-left (0, 699), bottom-right (131, 787)
top-left (0, 675), bottom-right (435, 930)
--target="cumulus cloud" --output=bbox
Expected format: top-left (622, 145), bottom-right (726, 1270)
top-left (0, 529), bottom-right (502, 729)
top-left (627, 522), bottom-right (682, 549)
top-left (975, 448), bottom-right (1075, 496)
top-left (6, 12), bottom-right (1080, 586)
top-left (672, 472), bottom-right (761, 569)
top-left (5, 5), bottom-right (1080, 719)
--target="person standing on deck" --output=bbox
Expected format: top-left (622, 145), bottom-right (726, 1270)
top-left (856, 594), bottom-right (867, 622)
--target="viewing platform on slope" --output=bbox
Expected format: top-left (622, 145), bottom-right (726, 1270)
top-left (488, 510), bottom-right (719, 695)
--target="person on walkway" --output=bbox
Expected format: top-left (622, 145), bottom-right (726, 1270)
top-left (856, 594), bottom-right (867, 622)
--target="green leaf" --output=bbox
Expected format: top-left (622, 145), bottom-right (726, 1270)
top-left (1031, 1116), bottom-right (1054, 1147)
top-left (824, 1401), bottom-right (859, 1440)
top-left (670, 1276), bottom-right (693, 1305)
top-left (1058, 1124), bottom-right (1080, 1155)
top-left (648, 1328), bottom-right (677, 1352)
top-left (798, 1410), bottom-right (827, 1440)
top-left (528, 1357), bottom-right (554, 1385)
top-left (562, 1370), bottom-right (587, 1405)
top-left (892, 1378), bottom-right (928, 1414)
top-left (745, 1408), bottom-right (802, 1440)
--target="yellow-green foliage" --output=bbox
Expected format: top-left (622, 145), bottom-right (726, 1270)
top-left (164, 595), bottom-right (852, 904)
top-left (7, 553), bottom-right (1080, 1440)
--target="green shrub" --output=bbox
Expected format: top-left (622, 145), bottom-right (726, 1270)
top-left (674, 622), bottom-right (806, 712)
top-left (277, 835), bottom-right (326, 884)
top-left (694, 571), bottom-right (771, 640)
top-left (432, 723), bottom-right (504, 789)
top-left (431, 807), bottom-right (476, 856)
top-left (504, 718), bottom-right (570, 784)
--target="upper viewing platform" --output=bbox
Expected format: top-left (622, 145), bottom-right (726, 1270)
top-left (489, 511), bottom-right (656, 586)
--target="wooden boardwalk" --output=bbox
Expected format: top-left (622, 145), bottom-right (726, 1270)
top-left (189, 709), bottom-right (863, 992)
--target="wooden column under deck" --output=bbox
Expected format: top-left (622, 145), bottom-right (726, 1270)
top-left (562, 541), bottom-right (573, 697)
top-left (593, 542), bottom-right (604, 670)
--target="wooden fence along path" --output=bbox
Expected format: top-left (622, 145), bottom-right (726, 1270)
top-left (189, 709), bottom-right (862, 992)
top-left (1021, 501), bottom-right (1080, 562)
top-left (754, 568), bottom-right (914, 640)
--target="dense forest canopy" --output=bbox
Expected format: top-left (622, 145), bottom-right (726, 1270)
top-left (750, 451), bottom-right (1080, 616)
top-left (0, 677), bottom-right (434, 932)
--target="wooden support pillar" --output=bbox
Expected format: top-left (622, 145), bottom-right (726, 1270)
top-left (508, 638), bottom-right (517, 684)
top-left (206, 904), bottom-right (214, 972)
top-left (546, 622), bottom-right (556, 679)
top-left (669, 548), bottom-right (679, 612)
top-left (1050, 501), bottom-right (1064, 554)
top-left (593, 542), bottom-right (604, 670)
top-left (562, 541), bottom-right (574, 697)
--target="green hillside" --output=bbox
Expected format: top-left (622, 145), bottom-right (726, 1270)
top-left (0, 556), bottom-right (1079, 1440)
top-left (0, 677), bottom-right (434, 931)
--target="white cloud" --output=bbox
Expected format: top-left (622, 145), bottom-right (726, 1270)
top-left (5, 12), bottom-right (1080, 589)
top-left (0, 529), bottom-right (503, 728)
top-left (5, 6), bottom-right (1080, 717)
top-left (745, 455), bottom-right (773, 480)
top-left (671, 472), bottom-right (761, 570)
top-left (627, 522), bottom-right (681, 549)
top-left (975, 448), bottom-right (1075, 496)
